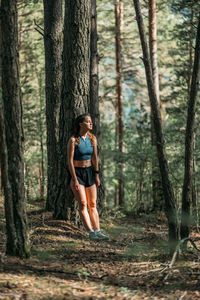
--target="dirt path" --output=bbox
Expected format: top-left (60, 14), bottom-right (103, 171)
top-left (0, 200), bottom-right (200, 299)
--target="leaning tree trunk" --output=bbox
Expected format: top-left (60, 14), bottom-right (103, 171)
top-left (54, 0), bottom-right (91, 220)
top-left (133, 0), bottom-right (178, 253)
top-left (1, 0), bottom-right (30, 258)
top-left (148, 0), bottom-right (164, 211)
top-left (43, 0), bottom-right (63, 211)
top-left (180, 14), bottom-right (200, 240)
top-left (90, 0), bottom-right (106, 211)
top-left (115, 0), bottom-right (125, 206)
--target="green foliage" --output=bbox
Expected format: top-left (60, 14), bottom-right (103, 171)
top-left (15, 0), bottom-right (200, 214)
top-left (99, 0), bottom-right (200, 213)
top-left (18, 1), bottom-right (46, 200)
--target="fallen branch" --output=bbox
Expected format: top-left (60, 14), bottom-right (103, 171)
top-left (162, 237), bottom-right (200, 281)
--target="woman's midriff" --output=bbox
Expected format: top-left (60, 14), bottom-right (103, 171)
top-left (73, 159), bottom-right (92, 168)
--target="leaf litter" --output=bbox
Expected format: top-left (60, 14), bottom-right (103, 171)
top-left (0, 199), bottom-right (200, 299)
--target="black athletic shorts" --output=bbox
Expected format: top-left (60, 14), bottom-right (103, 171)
top-left (69, 166), bottom-right (95, 187)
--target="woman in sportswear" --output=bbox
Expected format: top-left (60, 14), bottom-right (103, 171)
top-left (67, 114), bottom-right (109, 241)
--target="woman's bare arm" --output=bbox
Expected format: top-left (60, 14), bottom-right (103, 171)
top-left (91, 136), bottom-right (100, 187)
top-left (67, 137), bottom-right (77, 182)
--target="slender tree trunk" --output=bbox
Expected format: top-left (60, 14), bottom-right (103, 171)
top-left (192, 134), bottom-right (199, 231)
top-left (188, 7), bottom-right (199, 230)
top-left (148, 0), bottom-right (164, 211)
top-left (25, 164), bottom-right (31, 202)
top-left (114, 110), bottom-right (119, 207)
top-left (180, 14), bottom-right (200, 239)
top-left (43, 0), bottom-right (63, 211)
top-left (133, 0), bottom-right (178, 253)
top-left (54, 0), bottom-right (91, 220)
top-left (187, 7), bottom-right (194, 94)
top-left (115, 0), bottom-right (125, 206)
top-left (1, 0), bottom-right (30, 257)
top-left (90, 0), bottom-right (106, 211)
top-left (38, 72), bottom-right (45, 200)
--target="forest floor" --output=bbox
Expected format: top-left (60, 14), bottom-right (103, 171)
top-left (0, 199), bottom-right (200, 299)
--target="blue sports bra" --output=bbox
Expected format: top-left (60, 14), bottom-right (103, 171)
top-left (74, 135), bottom-right (93, 161)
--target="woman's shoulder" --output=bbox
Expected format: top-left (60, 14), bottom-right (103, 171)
top-left (68, 136), bottom-right (76, 145)
top-left (88, 133), bottom-right (97, 145)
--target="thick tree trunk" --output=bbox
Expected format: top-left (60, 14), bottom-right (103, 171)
top-left (115, 0), bottom-right (125, 206)
top-left (133, 0), bottom-right (178, 253)
top-left (1, 0), bottom-right (30, 257)
top-left (54, 0), bottom-right (91, 220)
top-left (180, 14), bottom-right (200, 239)
top-left (90, 0), bottom-right (106, 211)
top-left (148, 0), bottom-right (164, 211)
top-left (43, 0), bottom-right (63, 211)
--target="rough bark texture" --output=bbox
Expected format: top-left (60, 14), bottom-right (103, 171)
top-left (90, 0), bottom-right (106, 211)
top-left (1, 0), bottom-right (30, 257)
top-left (38, 72), bottom-right (45, 200)
top-left (133, 0), bottom-right (178, 253)
top-left (43, 0), bottom-right (63, 211)
top-left (54, 0), bottom-right (91, 219)
top-left (115, 0), bottom-right (125, 206)
top-left (148, 0), bottom-right (164, 211)
top-left (181, 14), bottom-right (200, 239)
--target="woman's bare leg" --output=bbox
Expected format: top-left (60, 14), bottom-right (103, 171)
top-left (70, 180), bottom-right (93, 231)
top-left (85, 184), bottom-right (100, 231)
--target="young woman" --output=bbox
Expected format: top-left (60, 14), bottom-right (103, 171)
top-left (67, 114), bottom-right (109, 241)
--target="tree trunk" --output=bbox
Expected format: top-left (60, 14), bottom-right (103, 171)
top-left (90, 0), bottom-right (106, 211)
top-left (187, 7), bottom-right (194, 94)
top-left (115, 0), bottom-right (125, 206)
top-left (148, 0), bottom-right (164, 211)
top-left (133, 0), bottom-right (178, 253)
top-left (54, 0), bottom-right (91, 220)
top-left (38, 72), bottom-right (45, 200)
top-left (1, 0), bottom-right (30, 257)
top-left (180, 14), bottom-right (200, 239)
top-left (43, 0), bottom-right (63, 211)
top-left (192, 134), bottom-right (199, 231)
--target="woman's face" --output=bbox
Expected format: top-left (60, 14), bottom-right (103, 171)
top-left (80, 115), bottom-right (93, 131)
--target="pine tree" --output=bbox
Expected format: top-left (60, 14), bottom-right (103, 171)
top-left (1, 0), bottom-right (30, 257)
top-left (133, 0), bottom-right (179, 253)
top-left (54, 0), bottom-right (91, 219)
top-left (43, 0), bottom-right (63, 211)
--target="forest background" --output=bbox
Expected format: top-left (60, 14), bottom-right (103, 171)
top-left (4, 0), bottom-right (198, 211)
top-left (0, 0), bottom-right (200, 298)
top-left (0, 0), bottom-right (200, 253)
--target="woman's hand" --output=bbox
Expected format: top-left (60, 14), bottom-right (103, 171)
top-left (95, 174), bottom-right (101, 187)
top-left (74, 179), bottom-right (80, 191)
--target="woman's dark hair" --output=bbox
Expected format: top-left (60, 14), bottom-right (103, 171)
top-left (73, 114), bottom-right (95, 146)
top-left (73, 114), bottom-right (90, 137)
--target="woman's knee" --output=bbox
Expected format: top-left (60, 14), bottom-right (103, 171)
top-left (88, 201), bottom-right (96, 210)
top-left (78, 200), bottom-right (87, 211)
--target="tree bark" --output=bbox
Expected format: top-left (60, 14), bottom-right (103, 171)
top-left (115, 0), bottom-right (125, 206)
top-left (54, 0), bottom-right (91, 219)
top-left (43, 0), bottom-right (63, 211)
top-left (133, 0), bottom-right (178, 253)
top-left (148, 0), bottom-right (164, 211)
top-left (38, 71), bottom-right (45, 200)
top-left (180, 14), bottom-right (200, 239)
top-left (90, 0), bottom-right (106, 211)
top-left (1, 0), bottom-right (30, 257)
